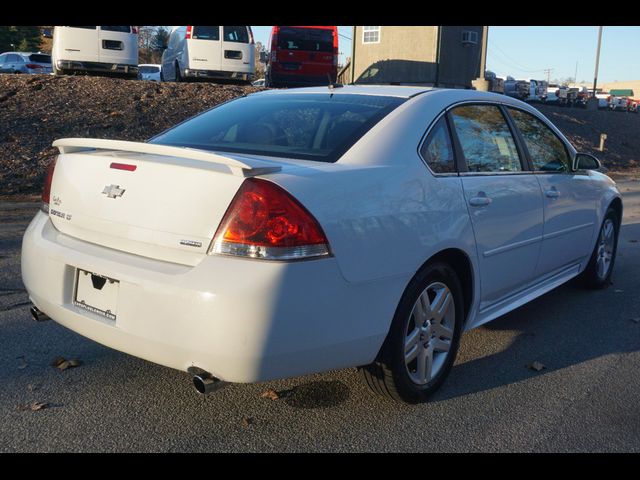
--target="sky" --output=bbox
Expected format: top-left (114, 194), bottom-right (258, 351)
top-left (250, 26), bottom-right (639, 84)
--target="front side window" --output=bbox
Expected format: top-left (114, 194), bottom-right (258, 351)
top-left (507, 108), bottom-right (571, 172)
top-left (150, 94), bottom-right (406, 163)
top-left (420, 117), bottom-right (456, 174)
top-left (450, 105), bottom-right (522, 173)
top-left (363, 26), bottom-right (380, 44)
top-left (192, 26), bottom-right (220, 41)
top-left (223, 26), bottom-right (249, 43)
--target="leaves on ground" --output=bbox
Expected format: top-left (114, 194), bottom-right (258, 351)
top-left (51, 356), bottom-right (82, 370)
top-left (260, 389), bottom-right (280, 401)
top-left (526, 361), bottom-right (546, 372)
top-left (241, 416), bottom-right (255, 428)
top-left (17, 401), bottom-right (50, 412)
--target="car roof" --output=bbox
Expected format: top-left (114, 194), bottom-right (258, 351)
top-left (254, 85), bottom-right (436, 98)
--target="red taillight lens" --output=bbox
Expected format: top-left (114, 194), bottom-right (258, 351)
top-left (41, 156), bottom-right (58, 212)
top-left (211, 178), bottom-right (330, 260)
top-left (131, 26), bottom-right (139, 34)
top-left (186, 26), bottom-right (192, 39)
top-left (26, 63), bottom-right (43, 69)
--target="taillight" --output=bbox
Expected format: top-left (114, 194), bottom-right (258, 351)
top-left (210, 178), bottom-right (330, 261)
top-left (131, 26), bottom-right (139, 34)
top-left (186, 26), bottom-right (192, 39)
top-left (26, 63), bottom-right (43, 69)
top-left (41, 156), bottom-right (58, 213)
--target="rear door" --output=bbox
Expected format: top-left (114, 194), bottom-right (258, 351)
top-left (276, 26), bottom-right (335, 77)
top-left (55, 26), bottom-right (100, 63)
top-left (506, 107), bottom-right (598, 277)
top-left (98, 26), bottom-right (138, 65)
top-left (452, 104), bottom-right (544, 310)
top-left (187, 26), bottom-right (222, 72)
top-left (220, 26), bottom-right (254, 74)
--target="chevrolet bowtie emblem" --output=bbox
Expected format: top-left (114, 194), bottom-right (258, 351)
top-left (102, 184), bottom-right (126, 199)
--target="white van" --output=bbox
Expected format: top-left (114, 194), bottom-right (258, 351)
top-left (161, 26), bottom-right (255, 83)
top-left (52, 26), bottom-right (139, 78)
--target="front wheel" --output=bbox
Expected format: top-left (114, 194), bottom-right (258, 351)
top-left (578, 208), bottom-right (619, 289)
top-left (359, 262), bottom-right (464, 403)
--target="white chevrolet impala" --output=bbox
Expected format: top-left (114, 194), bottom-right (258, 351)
top-left (22, 86), bottom-right (622, 403)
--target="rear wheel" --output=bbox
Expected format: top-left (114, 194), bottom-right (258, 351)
top-left (359, 262), bottom-right (464, 403)
top-left (578, 208), bottom-right (619, 289)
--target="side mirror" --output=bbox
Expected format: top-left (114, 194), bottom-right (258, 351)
top-left (574, 153), bottom-right (601, 171)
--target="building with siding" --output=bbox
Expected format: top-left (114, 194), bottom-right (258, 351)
top-left (349, 26), bottom-right (488, 89)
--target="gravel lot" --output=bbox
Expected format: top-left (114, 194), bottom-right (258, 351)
top-left (1, 182), bottom-right (639, 452)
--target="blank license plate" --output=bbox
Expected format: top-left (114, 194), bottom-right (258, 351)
top-left (74, 269), bottom-right (119, 321)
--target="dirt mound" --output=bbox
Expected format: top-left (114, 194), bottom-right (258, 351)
top-left (1, 75), bottom-right (639, 197)
top-left (0, 75), bottom-right (260, 196)
top-left (534, 103), bottom-right (640, 174)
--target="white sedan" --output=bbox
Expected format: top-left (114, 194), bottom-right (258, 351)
top-left (22, 86), bottom-right (622, 403)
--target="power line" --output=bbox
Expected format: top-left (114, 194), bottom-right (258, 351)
top-left (490, 44), bottom-right (547, 73)
top-left (338, 33), bottom-right (351, 41)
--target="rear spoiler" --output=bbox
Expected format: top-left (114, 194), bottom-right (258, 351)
top-left (53, 138), bottom-right (282, 177)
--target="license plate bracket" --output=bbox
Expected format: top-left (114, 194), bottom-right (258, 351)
top-left (73, 269), bottom-right (119, 321)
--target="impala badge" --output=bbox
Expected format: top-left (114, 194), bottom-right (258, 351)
top-left (102, 184), bottom-right (125, 199)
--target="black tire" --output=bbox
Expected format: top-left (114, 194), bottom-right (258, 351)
top-left (578, 207), bottom-right (620, 289)
top-left (359, 262), bottom-right (464, 403)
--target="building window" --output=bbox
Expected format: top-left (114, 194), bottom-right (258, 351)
top-left (462, 30), bottom-right (478, 45)
top-left (363, 26), bottom-right (380, 44)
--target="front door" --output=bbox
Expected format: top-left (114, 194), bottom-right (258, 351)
top-left (450, 104), bottom-right (544, 310)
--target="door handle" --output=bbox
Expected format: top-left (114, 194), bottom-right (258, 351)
top-left (545, 188), bottom-right (560, 198)
top-left (468, 194), bottom-right (492, 207)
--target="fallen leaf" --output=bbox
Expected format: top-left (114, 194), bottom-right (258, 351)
top-left (526, 361), bottom-right (546, 372)
top-left (260, 389), bottom-right (279, 401)
top-left (50, 356), bottom-right (66, 367)
top-left (17, 362), bottom-right (28, 370)
top-left (241, 416), bottom-right (255, 428)
top-left (17, 401), bottom-right (50, 412)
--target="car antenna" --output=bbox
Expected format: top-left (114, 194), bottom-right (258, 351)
top-left (327, 73), bottom-right (343, 93)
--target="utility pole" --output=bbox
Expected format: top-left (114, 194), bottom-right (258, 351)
top-left (544, 68), bottom-right (552, 84)
top-left (592, 26), bottom-right (603, 97)
top-left (574, 61), bottom-right (578, 85)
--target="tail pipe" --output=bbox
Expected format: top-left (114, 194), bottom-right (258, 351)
top-left (187, 367), bottom-right (226, 395)
top-left (30, 305), bottom-right (50, 322)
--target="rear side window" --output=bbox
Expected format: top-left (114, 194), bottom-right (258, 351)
top-left (223, 26), bottom-right (249, 43)
top-left (100, 26), bottom-right (131, 33)
top-left (507, 108), bottom-right (571, 172)
top-left (420, 117), bottom-right (456, 174)
top-left (277, 27), bottom-right (334, 52)
top-left (150, 93), bottom-right (405, 163)
top-left (29, 54), bottom-right (51, 63)
top-left (450, 105), bottom-right (522, 173)
top-left (192, 26), bottom-right (220, 41)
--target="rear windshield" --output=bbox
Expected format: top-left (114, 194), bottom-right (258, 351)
top-left (140, 65), bottom-right (159, 73)
top-left (101, 26), bottom-right (132, 33)
top-left (149, 93), bottom-right (405, 163)
top-left (223, 26), bottom-right (249, 43)
top-left (192, 26), bottom-right (220, 41)
top-left (29, 54), bottom-right (51, 63)
top-left (277, 27), bottom-right (334, 53)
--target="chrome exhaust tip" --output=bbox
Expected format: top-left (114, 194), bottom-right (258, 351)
top-left (188, 367), bottom-right (225, 395)
top-left (30, 305), bottom-right (50, 322)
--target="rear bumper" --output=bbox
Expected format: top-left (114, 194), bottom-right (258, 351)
top-left (22, 212), bottom-right (396, 383)
top-left (56, 60), bottom-right (138, 76)
top-left (184, 69), bottom-right (254, 81)
top-left (269, 71), bottom-right (336, 87)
